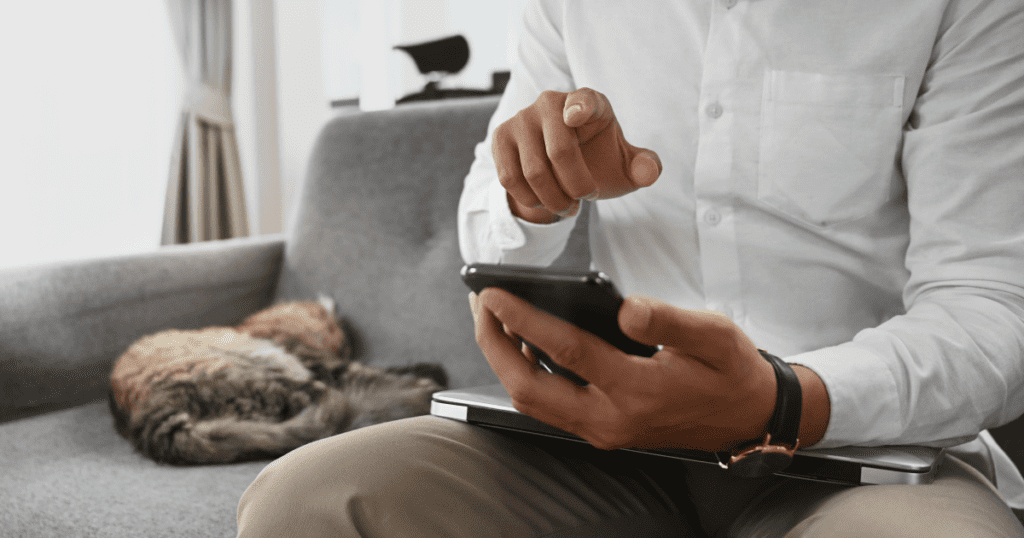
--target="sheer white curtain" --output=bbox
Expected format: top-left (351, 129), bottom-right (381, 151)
top-left (0, 2), bottom-right (179, 269)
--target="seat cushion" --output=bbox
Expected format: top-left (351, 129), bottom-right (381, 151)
top-left (0, 402), bottom-right (266, 537)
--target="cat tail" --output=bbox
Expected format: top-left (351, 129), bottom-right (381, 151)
top-left (135, 389), bottom-right (352, 465)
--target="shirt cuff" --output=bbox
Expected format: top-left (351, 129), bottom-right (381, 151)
top-left (486, 179), bottom-right (579, 266)
top-left (785, 344), bottom-right (903, 449)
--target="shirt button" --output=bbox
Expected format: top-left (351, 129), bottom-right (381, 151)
top-left (705, 102), bottom-right (723, 119)
top-left (722, 0), bottom-right (737, 8)
top-left (704, 209), bottom-right (722, 225)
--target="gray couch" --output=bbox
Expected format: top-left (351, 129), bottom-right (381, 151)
top-left (1, 96), bottom-right (1020, 536)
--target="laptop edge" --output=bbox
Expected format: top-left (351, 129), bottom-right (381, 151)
top-left (431, 385), bottom-right (942, 487)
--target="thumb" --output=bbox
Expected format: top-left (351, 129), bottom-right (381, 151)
top-left (625, 148), bottom-right (662, 188)
top-left (562, 89), bottom-right (662, 188)
top-left (619, 296), bottom-right (733, 353)
top-left (617, 296), bottom-right (660, 347)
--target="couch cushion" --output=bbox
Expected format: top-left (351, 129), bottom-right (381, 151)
top-left (274, 97), bottom-right (589, 389)
top-left (0, 401), bottom-right (265, 537)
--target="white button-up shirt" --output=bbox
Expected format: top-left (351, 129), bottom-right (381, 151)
top-left (458, 0), bottom-right (1024, 507)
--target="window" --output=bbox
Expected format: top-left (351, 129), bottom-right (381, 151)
top-left (0, 2), bottom-right (178, 269)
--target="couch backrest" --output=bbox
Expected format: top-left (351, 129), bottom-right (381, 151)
top-left (273, 96), bottom-right (590, 388)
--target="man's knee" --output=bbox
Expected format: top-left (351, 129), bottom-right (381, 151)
top-left (237, 416), bottom-right (469, 537)
top-left (781, 485), bottom-right (1019, 538)
top-left (727, 456), bottom-right (1024, 538)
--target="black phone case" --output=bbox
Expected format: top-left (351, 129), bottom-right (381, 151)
top-left (462, 264), bottom-right (659, 386)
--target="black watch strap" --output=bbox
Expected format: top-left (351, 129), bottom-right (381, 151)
top-left (761, 349), bottom-right (802, 449)
top-left (720, 349), bottom-right (803, 478)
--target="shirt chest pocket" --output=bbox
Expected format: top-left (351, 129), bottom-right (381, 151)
top-left (758, 71), bottom-right (905, 227)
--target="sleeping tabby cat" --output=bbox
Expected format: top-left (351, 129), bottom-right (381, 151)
top-left (108, 296), bottom-right (448, 465)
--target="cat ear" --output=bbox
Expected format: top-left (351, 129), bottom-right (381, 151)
top-left (317, 294), bottom-right (338, 320)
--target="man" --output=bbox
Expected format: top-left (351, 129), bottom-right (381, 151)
top-left (237, 0), bottom-right (1024, 535)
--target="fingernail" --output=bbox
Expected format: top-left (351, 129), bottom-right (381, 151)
top-left (468, 292), bottom-right (479, 317)
top-left (630, 154), bottom-right (660, 186)
top-left (620, 296), bottom-right (653, 339)
top-left (564, 104), bottom-right (583, 123)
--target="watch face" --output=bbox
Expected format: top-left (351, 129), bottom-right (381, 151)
top-left (728, 451), bottom-right (794, 479)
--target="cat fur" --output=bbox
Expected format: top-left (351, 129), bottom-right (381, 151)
top-left (108, 296), bottom-right (448, 465)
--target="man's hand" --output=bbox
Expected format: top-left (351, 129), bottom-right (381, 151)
top-left (491, 88), bottom-right (662, 224)
top-left (470, 288), bottom-right (786, 452)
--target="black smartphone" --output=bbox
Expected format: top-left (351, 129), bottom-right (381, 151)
top-left (461, 263), bottom-right (659, 386)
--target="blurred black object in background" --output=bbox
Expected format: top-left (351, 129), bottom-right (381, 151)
top-left (396, 34), bottom-right (470, 75)
top-left (394, 34), bottom-right (509, 104)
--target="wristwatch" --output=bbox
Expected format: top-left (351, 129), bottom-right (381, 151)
top-left (718, 349), bottom-right (802, 478)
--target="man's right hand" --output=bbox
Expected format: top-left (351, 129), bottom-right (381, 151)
top-left (491, 88), bottom-right (663, 224)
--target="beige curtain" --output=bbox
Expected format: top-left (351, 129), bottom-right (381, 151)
top-left (162, 0), bottom-right (249, 245)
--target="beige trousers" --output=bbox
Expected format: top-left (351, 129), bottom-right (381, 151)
top-left (236, 416), bottom-right (1023, 537)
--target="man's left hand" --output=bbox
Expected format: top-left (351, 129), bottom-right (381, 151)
top-left (469, 288), bottom-right (780, 452)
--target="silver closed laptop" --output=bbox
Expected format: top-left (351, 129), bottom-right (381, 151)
top-left (431, 383), bottom-right (943, 486)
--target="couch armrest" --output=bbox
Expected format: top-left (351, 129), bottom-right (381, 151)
top-left (0, 234), bottom-right (286, 423)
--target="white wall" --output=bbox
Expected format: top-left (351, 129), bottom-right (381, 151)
top-left (259, 0), bottom-right (529, 233)
top-left (235, 0), bottom-right (336, 236)
top-left (436, 0), bottom-right (529, 93)
top-left (273, 0), bottom-right (333, 233)
top-left (323, 0), bottom-right (529, 107)
top-left (235, 0), bottom-right (284, 237)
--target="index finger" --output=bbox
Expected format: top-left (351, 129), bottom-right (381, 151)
top-left (563, 88), bottom-right (613, 143)
top-left (542, 113), bottom-right (598, 201)
top-left (478, 287), bottom-right (626, 391)
top-left (472, 289), bottom-right (591, 419)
